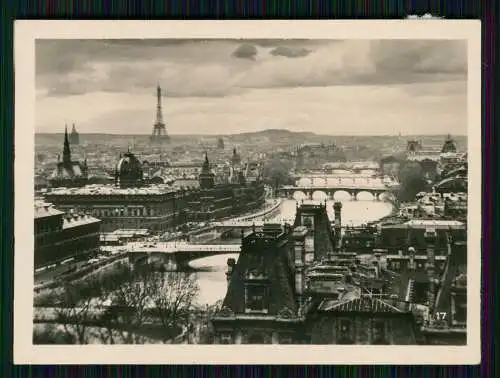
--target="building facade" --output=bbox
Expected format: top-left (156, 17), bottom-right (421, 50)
top-left (34, 201), bottom-right (101, 268)
top-left (187, 153), bottom-right (265, 222)
top-left (45, 151), bottom-right (188, 233)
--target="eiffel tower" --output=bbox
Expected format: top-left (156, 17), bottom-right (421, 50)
top-left (150, 84), bottom-right (170, 143)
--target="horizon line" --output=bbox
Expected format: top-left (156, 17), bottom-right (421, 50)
top-left (35, 131), bottom-right (469, 137)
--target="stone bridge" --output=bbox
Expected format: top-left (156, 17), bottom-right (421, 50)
top-left (279, 185), bottom-right (399, 202)
top-left (126, 241), bottom-right (241, 270)
top-left (279, 174), bottom-right (399, 201)
top-left (211, 216), bottom-right (302, 240)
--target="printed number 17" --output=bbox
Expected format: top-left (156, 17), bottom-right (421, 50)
top-left (435, 312), bottom-right (447, 320)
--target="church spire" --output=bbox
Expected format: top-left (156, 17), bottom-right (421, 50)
top-left (202, 151), bottom-right (210, 171)
top-left (63, 124), bottom-right (71, 164)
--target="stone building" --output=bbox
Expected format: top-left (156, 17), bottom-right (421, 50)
top-left (45, 150), bottom-right (265, 232)
top-left (45, 150), bottom-right (188, 233)
top-left (307, 296), bottom-right (418, 344)
top-left (34, 201), bottom-right (101, 268)
top-left (187, 153), bottom-right (265, 223)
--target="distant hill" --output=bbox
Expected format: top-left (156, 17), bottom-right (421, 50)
top-left (35, 129), bottom-right (467, 150)
top-left (233, 128), bottom-right (316, 139)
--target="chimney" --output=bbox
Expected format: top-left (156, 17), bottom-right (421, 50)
top-left (408, 246), bottom-right (416, 271)
top-left (371, 260), bottom-right (380, 278)
top-left (292, 226), bottom-right (308, 307)
top-left (333, 202), bottom-right (343, 249)
top-left (226, 258), bottom-right (236, 286)
top-left (424, 227), bottom-right (437, 308)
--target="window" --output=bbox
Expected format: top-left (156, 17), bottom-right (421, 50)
top-left (245, 284), bottom-right (269, 313)
top-left (337, 319), bottom-right (354, 344)
top-left (372, 320), bottom-right (389, 344)
top-left (220, 332), bottom-right (233, 344)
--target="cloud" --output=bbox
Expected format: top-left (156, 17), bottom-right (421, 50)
top-left (232, 43), bottom-right (258, 60)
top-left (270, 46), bottom-right (311, 58)
top-left (36, 39), bottom-right (467, 99)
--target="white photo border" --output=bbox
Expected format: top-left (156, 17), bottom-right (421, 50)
top-left (14, 20), bottom-right (482, 365)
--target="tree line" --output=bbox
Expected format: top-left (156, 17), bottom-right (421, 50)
top-left (33, 262), bottom-right (202, 344)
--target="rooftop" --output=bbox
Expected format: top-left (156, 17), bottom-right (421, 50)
top-left (62, 212), bottom-right (101, 229)
top-left (382, 219), bottom-right (465, 230)
top-left (318, 295), bottom-right (411, 313)
top-left (34, 201), bottom-right (64, 219)
top-left (47, 183), bottom-right (182, 196)
top-left (405, 219), bottom-right (464, 228)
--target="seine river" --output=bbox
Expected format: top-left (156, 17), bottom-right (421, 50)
top-left (190, 194), bottom-right (393, 306)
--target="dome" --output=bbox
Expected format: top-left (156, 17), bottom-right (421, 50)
top-left (441, 135), bottom-right (457, 153)
top-left (115, 151), bottom-right (144, 187)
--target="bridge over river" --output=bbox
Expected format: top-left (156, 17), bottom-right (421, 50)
top-left (280, 174), bottom-right (400, 201)
top-left (126, 241), bottom-right (242, 270)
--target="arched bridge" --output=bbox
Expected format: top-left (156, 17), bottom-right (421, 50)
top-left (279, 175), bottom-right (400, 201)
top-left (126, 241), bottom-right (241, 270)
top-left (211, 218), bottom-right (297, 240)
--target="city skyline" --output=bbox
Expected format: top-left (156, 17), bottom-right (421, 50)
top-left (36, 39), bottom-right (468, 136)
top-left (16, 19), bottom-right (482, 365)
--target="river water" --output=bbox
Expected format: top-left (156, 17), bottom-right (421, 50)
top-left (190, 195), bottom-right (393, 306)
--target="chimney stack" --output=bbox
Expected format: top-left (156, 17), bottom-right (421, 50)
top-left (424, 227), bottom-right (437, 308)
top-left (333, 202), bottom-right (343, 249)
top-left (226, 258), bottom-right (236, 286)
top-left (292, 226), bottom-right (308, 307)
top-left (408, 246), bottom-right (416, 271)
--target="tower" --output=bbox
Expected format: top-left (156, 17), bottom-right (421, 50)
top-left (69, 122), bottom-right (80, 145)
top-left (217, 136), bottom-right (225, 149)
top-left (150, 84), bottom-right (170, 143)
top-left (199, 152), bottom-right (215, 189)
top-left (63, 124), bottom-right (71, 165)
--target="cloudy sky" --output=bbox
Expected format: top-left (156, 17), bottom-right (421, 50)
top-left (35, 39), bottom-right (467, 135)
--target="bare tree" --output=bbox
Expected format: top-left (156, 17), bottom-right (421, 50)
top-left (54, 277), bottom-right (104, 344)
top-left (105, 267), bottom-right (156, 344)
top-left (149, 271), bottom-right (200, 342)
top-left (33, 323), bottom-right (76, 345)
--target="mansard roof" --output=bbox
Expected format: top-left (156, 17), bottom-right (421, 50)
top-left (319, 295), bottom-right (410, 314)
top-left (221, 227), bottom-right (298, 315)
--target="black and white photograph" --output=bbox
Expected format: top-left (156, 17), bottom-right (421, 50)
top-left (15, 20), bottom-right (481, 364)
